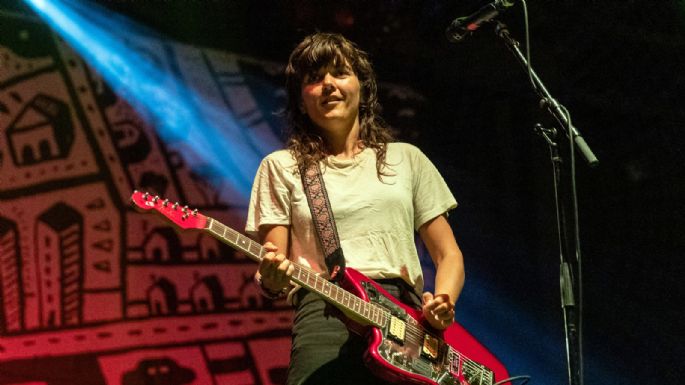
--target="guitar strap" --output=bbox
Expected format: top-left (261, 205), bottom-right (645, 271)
top-left (299, 161), bottom-right (346, 282)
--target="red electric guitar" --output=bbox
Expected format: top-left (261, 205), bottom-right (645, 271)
top-left (130, 191), bottom-right (510, 385)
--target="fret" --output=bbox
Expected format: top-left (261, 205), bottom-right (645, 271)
top-left (312, 277), bottom-right (320, 293)
top-left (208, 218), bottom-right (219, 235)
top-left (309, 272), bottom-right (316, 288)
top-left (236, 235), bottom-right (249, 252)
top-left (221, 225), bottom-right (230, 243)
top-left (334, 286), bottom-right (343, 303)
top-left (331, 285), bottom-right (339, 303)
top-left (292, 266), bottom-right (301, 282)
top-left (249, 242), bottom-right (261, 258)
top-left (226, 227), bottom-right (241, 246)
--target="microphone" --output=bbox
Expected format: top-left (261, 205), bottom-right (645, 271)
top-left (445, 0), bottom-right (515, 43)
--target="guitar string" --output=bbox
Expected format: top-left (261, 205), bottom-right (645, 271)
top-left (214, 222), bottom-right (487, 376)
top-left (397, 318), bottom-right (486, 374)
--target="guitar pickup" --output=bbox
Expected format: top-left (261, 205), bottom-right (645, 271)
top-left (421, 333), bottom-right (439, 361)
top-left (387, 316), bottom-right (406, 344)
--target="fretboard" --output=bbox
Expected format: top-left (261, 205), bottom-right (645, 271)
top-left (206, 217), bottom-right (389, 327)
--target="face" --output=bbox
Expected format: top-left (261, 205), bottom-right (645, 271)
top-left (300, 63), bottom-right (361, 133)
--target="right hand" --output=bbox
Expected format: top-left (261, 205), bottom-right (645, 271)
top-left (257, 242), bottom-right (294, 292)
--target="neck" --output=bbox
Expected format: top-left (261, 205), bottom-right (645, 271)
top-left (322, 118), bottom-right (362, 159)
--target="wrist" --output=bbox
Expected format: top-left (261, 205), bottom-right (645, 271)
top-left (255, 274), bottom-right (288, 299)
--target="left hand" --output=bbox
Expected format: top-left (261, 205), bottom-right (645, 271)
top-left (422, 292), bottom-right (455, 330)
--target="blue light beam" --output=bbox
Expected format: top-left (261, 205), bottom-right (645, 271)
top-left (23, 0), bottom-right (281, 203)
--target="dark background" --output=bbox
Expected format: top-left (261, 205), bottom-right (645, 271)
top-left (4, 0), bottom-right (684, 384)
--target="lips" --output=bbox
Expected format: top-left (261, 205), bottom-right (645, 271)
top-left (321, 96), bottom-right (343, 105)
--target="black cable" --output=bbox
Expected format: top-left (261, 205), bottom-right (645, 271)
top-left (494, 374), bottom-right (532, 385)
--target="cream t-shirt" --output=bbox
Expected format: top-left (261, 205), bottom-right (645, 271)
top-left (245, 142), bottom-right (457, 294)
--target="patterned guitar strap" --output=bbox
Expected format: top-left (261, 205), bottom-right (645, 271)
top-left (299, 162), bottom-right (346, 282)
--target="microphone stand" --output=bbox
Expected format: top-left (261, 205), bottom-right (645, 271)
top-left (495, 22), bottom-right (598, 167)
top-left (493, 21), bottom-right (598, 385)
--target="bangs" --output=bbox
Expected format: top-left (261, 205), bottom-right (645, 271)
top-left (294, 38), bottom-right (356, 77)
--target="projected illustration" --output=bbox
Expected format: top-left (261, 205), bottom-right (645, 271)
top-left (0, 10), bottom-right (291, 385)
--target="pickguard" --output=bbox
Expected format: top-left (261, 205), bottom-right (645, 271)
top-left (362, 282), bottom-right (462, 385)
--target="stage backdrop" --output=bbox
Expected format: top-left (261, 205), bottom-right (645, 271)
top-left (0, 10), bottom-right (427, 385)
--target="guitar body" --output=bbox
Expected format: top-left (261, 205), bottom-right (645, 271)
top-left (129, 191), bottom-right (510, 385)
top-left (339, 268), bottom-right (510, 385)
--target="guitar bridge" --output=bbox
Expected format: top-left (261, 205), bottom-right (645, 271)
top-left (387, 316), bottom-right (406, 344)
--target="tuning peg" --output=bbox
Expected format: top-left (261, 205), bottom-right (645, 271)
top-left (143, 192), bottom-right (150, 200)
top-left (162, 199), bottom-right (169, 207)
top-left (192, 208), bottom-right (198, 216)
top-left (153, 196), bottom-right (160, 203)
top-left (172, 202), bottom-right (179, 210)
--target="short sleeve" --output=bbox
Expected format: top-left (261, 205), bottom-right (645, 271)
top-left (245, 153), bottom-right (293, 238)
top-left (411, 147), bottom-right (458, 230)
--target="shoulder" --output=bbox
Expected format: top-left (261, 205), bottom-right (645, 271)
top-left (261, 149), bottom-right (298, 169)
top-left (387, 142), bottom-right (429, 162)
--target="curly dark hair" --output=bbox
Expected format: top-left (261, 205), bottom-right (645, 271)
top-left (284, 32), bottom-right (394, 177)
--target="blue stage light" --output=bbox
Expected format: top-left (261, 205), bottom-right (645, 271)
top-left (22, 0), bottom-right (281, 203)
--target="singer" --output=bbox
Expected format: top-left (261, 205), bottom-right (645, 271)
top-left (245, 32), bottom-right (464, 385)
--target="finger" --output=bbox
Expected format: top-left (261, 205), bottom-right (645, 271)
top-left (262, 251), bottom-right (278, 264)
top-left (438, 309), bottom-right (455, 320)
top-left (286, 263), bottom-right (295, 277)
top-left (259, 257), bottom-right (285, 279)
top-left (432, 302), bottom-right (453, 315)
top-left (263, 242), bottom-right (278, 252)
top-left (422, 292), bottom-right (434, 306)
top-left (277, 258), bottom-right (291, 275)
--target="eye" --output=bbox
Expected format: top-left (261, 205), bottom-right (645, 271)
top-left (333, 67), bottom-right (352, 78)
top-left (303, 72), bottom-right (323, 84)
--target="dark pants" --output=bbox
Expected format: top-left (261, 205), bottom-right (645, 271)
top-left (286, 279), bottom-right (421, 385)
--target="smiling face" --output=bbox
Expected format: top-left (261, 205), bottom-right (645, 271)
top-left (300, 63), bottom-right (361, 134)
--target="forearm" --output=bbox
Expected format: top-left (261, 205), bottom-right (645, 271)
top-left (433, 251), bottom-right (465, 307)
top-left (419, 214), bottom-right (465, 307)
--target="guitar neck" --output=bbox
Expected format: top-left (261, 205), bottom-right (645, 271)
top-left (205, 217), bottom-right (387, 327)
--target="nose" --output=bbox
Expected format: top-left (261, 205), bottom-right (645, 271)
top-left (321, 72), bottom-right (335, 93)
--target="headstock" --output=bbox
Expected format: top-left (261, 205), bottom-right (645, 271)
top-left (130, 190), bottom-right (207, 230)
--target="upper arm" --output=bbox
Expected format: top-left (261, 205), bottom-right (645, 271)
top-left (258, 224), bottom-right (290, 258)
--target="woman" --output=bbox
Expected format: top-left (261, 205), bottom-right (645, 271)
top-left (246, 32), bottom-right (464, 385)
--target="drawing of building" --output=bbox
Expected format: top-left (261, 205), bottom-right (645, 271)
top-left (6, 94), bottom-right (74, 166)
top-left (36, 202), bottom-right (83, 328)
top-left (147, 277), bottom-right (179, 316)
top-left (0, 217), bottom-right (23, 333)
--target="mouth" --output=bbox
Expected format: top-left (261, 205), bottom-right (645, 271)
top-left (321, 96), bottom-right (343, 105)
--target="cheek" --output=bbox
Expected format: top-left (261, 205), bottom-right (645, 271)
top-left (301, 86), bottom-right (318, 107)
